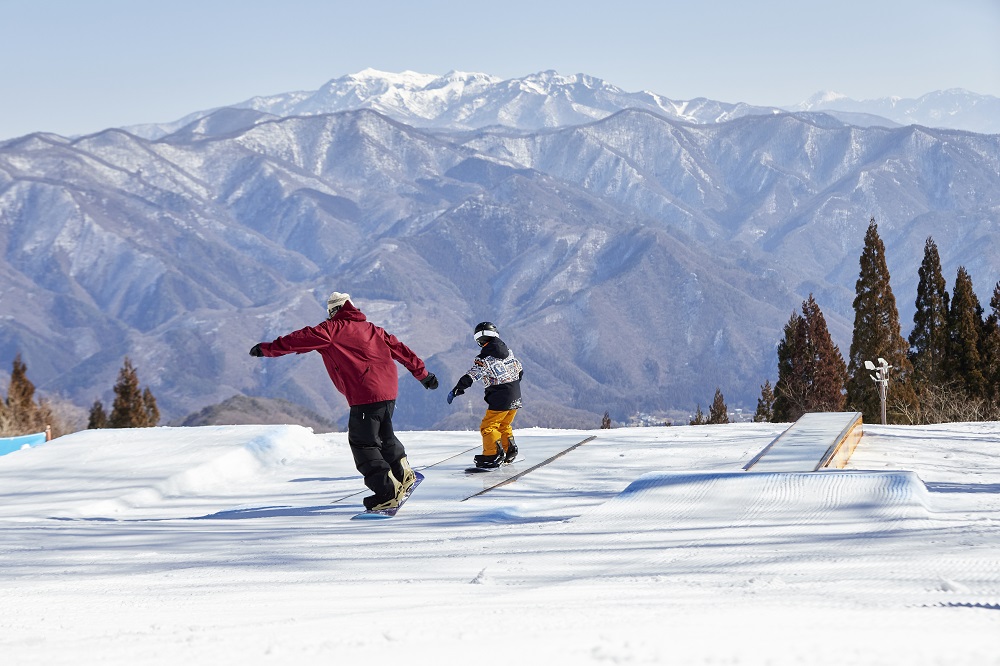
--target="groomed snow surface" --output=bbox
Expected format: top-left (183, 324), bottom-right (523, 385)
top-left (1, 422), bottom-right (998, 665)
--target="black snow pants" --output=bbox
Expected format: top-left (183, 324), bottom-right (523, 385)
top-left (348, 400), bottom-right (407, 498)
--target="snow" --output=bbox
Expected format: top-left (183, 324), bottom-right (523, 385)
top-left (337, 68), bottom-right (442, 94)
top-left (1, 421), bottom-right (999, 664)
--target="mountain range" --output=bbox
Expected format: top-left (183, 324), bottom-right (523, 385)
top-left (792, 88), bottom-right (1000, 135)
top-left (125, 69), bottom-right (788, 139)
top-left (1, 70), bottom-right (998, 429)
top-left (127, 69), bottom-right (1000, 138)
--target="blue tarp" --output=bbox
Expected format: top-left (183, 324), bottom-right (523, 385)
top-left (0, 431), bottom-right (47, 457)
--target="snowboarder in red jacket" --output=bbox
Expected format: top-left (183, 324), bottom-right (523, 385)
top-left (250, 292), bottom-right (438, 510)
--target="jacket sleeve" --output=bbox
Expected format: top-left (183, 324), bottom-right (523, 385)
top-left (259, 325), bottom-right (331, 357)
top-left (454, 374), bottom-right (474, 392)
top-left (381, 329), bottom-right (428, 380)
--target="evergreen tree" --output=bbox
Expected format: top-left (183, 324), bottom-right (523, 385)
top-left (88, 399), bottom-right (108, 429)
top-left (754, 380), bottom-right (775, 422)
top-left (908, 237), bottom-right (950, 389)
top-left (689, 404), bottom-right (706, 425)
top-left (802, 295), bottom-right (848, 412)
top-left (773, 296), bottom-right (847, 421)
top-left (0, 400), bottom-right (10, 435)
top-left (981, 281), bottom-right (1000, 402)
top-left (845, 218), bottom-right (917, 423)
top-left (5, 354), bottom-right (38, 429)
top-left (946, 266), bottom-right (985, 398)
top-left (109, 358), bottom-right (159, 428)
top-left (708, 388), bottom-right (729, 424)
top-left (773, 311), bottom-right (807, 421)
top-left (601, 411), bottom-right (612, 429)
top-left (1, 354), bottom-right (54, 436)
top-left (142, 388), bottom-right (160, 428)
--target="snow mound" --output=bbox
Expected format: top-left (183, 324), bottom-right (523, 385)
top-left (0, 425), bottom-right (335, 521)
top-left (573, 470), bottom-right (933, 533)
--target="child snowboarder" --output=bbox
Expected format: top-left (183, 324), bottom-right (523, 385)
top-left (249, 291), bottom-right (439, 511)
top-left (447, 321), bottom-right (523, 468)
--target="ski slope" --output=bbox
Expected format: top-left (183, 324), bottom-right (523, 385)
top-left (1, 422), bottom-right (998, 665)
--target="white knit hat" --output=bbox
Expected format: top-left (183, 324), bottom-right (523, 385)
top-left (327, 291), bottom-right (351, 317)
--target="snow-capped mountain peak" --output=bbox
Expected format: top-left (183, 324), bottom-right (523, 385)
top-left (123, 69), bottom-right (786, 140)
top-left (346, 67), bottom-right (438, 87)
top-left (119, 71), bottom-right (1000, 142)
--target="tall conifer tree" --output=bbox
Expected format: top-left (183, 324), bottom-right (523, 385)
top-left (88, 400), bottom-right (108, 429)
top-left (708, 388), bottom-right (729, 424)
top-left (947, 267), bottom-right (985, 398)
top-left (2, 354), bottom-right (52, 435)
top-left (5, 355), bottom-right (37, 427)
top-left (108, 358), bottom-right (159, 428)
top-left (754, 380), bottom-right (775, 423)
top-left (802, 295), bottom-right (848, 412)
top-left (981, 281), bottom-right (1000, 402)
top-left (908, 237), bottom-right (950, 389)
top-left (773, 295), bottom-right (847, 422)
top-left (846, 218), bottom-right (917, 423)
top-left (142, 388), bottom-right (160, 428)
top-left (773, 311), bottom-right (807, 421)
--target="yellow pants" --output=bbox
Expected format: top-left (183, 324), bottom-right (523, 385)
top-left (480, 409), bottom-right (517, 455)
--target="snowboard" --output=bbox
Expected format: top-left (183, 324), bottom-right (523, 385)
top-left (351, 471), bottom-right (424, 520)
top-left (465, 454), bottom-right (519, 474)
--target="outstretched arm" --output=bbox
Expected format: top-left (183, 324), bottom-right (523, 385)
top-left (381, 329), bottom-right (429, 380)
top-left (447, 374), bottom-right (474, 404)
top-left (254, 325), bottom-right (332, 357)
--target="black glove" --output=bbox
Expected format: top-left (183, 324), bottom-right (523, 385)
top-left (420, 373), bottom-right (439, 390)
top-left (249, 343), bottom-right (263, 357)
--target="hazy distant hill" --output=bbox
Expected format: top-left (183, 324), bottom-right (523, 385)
top-left (792, 89), bottom-right (1000, 134)
top-left (173, 395), bottom-right (339, 433)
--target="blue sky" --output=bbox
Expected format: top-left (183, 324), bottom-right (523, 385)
top-left (1, 0), bottom-right (998, 139)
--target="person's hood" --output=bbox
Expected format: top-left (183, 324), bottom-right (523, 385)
top-left (479, 337), bottom-right (510, 359)
top-left (332, 300), bottom-right (366, 322)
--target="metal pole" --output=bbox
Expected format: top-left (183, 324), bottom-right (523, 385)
top-left (879, 375), bottom-right (887, 426)
top-left (866, 359), bottom-right (891, 426)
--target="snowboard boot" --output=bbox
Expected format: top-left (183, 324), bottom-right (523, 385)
top-left (392, 455), bottom-right (416, 495)
top-left (503, 438), bottom-right (518, 464)
top-left (473, 449), bottom-right (505, 469)
top-left (363, 472), bottom-right (401, 511)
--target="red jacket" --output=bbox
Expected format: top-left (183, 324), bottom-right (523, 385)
top-left (259, 301), bottom-right (429, 406)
